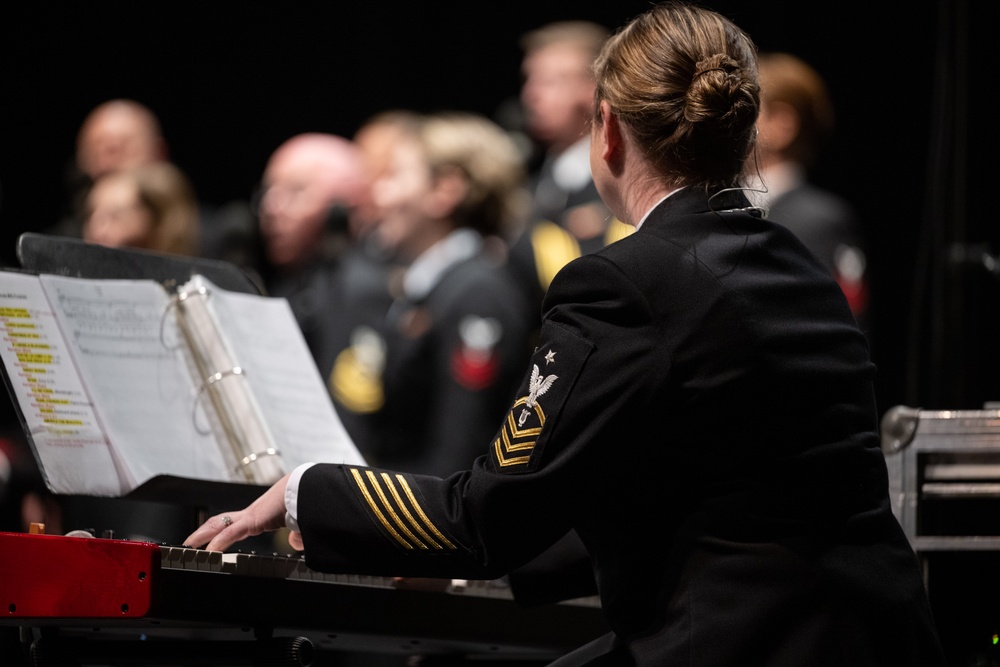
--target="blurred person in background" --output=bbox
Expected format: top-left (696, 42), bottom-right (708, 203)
top-left (349, 109), bottom-right (424, 243)
top-left (82, 160), bottom-right (200, 256)
top-left (505, 20), bottom-right (632, 334)
top-left (748, 52), bottom-right (869, 326)
top-left (254, 132), bottom-right (376, 376)
top-left (75, 99), bottom-right (168, 184)
top-left (51, 99), bottom-right (168, 241)
top-left (324, 111), bottom-right (420, 457)
top-left (356, 110), bottom-right (532, 476)
top-left (52, 99), bottom-right (258, 271)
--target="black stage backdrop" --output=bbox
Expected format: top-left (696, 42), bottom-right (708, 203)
top-left (0, 1), bottom-right (991, 415)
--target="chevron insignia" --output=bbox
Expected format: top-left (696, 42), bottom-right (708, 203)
top-left (491, 321), bottom-right (593, 473)
top-left (494, 396), bottom-right (547, 467)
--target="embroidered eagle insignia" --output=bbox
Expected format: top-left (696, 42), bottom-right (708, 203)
top-left (518, 363), bottom-right (557, 426)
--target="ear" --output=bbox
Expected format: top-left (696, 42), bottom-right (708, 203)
top-left (424, 166), bottom-right (468, 220)
top-left (596, 100), bottom-right (625, 175)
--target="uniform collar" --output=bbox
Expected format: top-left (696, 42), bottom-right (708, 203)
top-left (641, 186), bottom-right (754, 228)
top-left (549, 136), bottom-right (593, 192)
top-left (636, 187), bottom-right (685, 230)
top-left (402, 228), bottom-right (482, 300)
top-left (745, 162), bottom-right (805, 210)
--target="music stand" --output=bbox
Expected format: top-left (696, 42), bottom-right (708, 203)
top-left (17, 232), bottom-right (263, 295)
top-left (6, 233), bottom-right (269, 544)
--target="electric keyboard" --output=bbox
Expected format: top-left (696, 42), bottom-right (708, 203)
top-left (0, 531), bottom-right (607, 665)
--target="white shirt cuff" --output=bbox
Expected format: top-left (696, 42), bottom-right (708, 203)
top-left (284, 462), bottom-right (315, 533)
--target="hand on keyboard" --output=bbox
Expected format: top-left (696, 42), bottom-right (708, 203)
top-left (183, 473), bottom-right (297, 552)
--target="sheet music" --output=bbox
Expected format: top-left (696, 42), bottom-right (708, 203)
top-left (1, 270), bottom-right (365, 497)
top-left (37, 274), bottom-right (232, 489)
top-left (0, 272), bottom-right (123, 494)
top-left (182, 276), bottom-right (366, 468)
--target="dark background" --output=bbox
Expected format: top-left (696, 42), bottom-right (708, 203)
top-left (0, 0), bottom-right (991, 417)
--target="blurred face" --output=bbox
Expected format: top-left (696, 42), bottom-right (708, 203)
top-left (520, 44), bottom-right (596, 152)
top-left (82, 174), bottom-right (154, 249)
top-left (258, 149), bottom-right (339, 270)
top-left (754, 99), bottom-right (798, 165)
top-left (352, 121), bottom-right (409, 237)
top-left (77, 105), bottom-right (164, 179)
top-left (371, 138), bottom-right (441, 260)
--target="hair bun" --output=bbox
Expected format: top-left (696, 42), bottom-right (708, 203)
top-left (591, 3), bottom-right (760, 189)
top-left (685, 55), bottom-right (749, 124)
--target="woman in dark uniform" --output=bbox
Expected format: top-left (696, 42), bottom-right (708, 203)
top-left (187, 3), bottom-right (945, 664)
top-left (333, 110), bottom-right (533, 477)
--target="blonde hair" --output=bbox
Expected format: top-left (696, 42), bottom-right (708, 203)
top-left (419, 112), bottom-right (528, 238)
top-left (593, 2), bottom-right (760, 191)
top-left (520, 20), bottom-right (609, 61)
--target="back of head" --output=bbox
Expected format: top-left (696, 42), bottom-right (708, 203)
top-left (593, 1), bottom-right (760, 191)
top-left (757, 52), bottom-right (834, 167)
top-left (420, 111), bottom-right (527, 238)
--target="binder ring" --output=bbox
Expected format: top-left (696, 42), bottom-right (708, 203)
top-left (177, 285), bottom-right (211, 303)
top-left (237, 447), bottom-right (282, 471)
top-left (191, 366), bottom-right (245, 435)
top-left (160, 285), bottom-right (212, 349)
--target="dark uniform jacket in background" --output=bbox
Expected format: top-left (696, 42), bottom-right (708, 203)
top-left (767, 182), bottom-right (870, 326)
top-left (295, 187), bottom-right (945, 666)
top-left (371, 243), bottom-right (532, 477)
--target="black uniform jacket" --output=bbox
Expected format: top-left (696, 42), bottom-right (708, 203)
top-left (296, 187), bottom-right (944, 666)
top-left (374, 250), bottom-right (532, 476)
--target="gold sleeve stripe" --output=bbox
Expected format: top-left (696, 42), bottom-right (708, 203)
top-left (395, 475), bottom-right (457, 550)
top-left (604, 218), bottom-right (634, 244)
top-left (531, 221), bottom-right (581, 290)
top-left (349, 468), bottom-right (414, 550)
top-left (379, 472), bottom-right (445, 550)
top-left (365, 470), bottom-right (429, 550)
top-left (379, 472), bottom-right (443, 549)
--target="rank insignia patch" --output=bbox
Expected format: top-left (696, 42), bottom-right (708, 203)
top-left (329, 326), bottom-right (385, 413)
top-left (491, 321), bottom-right (593, 473)
top-left (451, 315), bottom-right (502, 390)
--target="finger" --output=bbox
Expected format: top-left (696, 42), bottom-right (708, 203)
top-left (205, 515), bottom-right (247, 553)
top-left (182, 523), bottom-right (216, 549)
top-left (204, 526), bottom-right (237, 553)
top-left (205, 531), bottom-right (235, 553)
top-left (183, 513), bottom-right (237, 549)
top-left (288, 530), bottom-right (304, 551)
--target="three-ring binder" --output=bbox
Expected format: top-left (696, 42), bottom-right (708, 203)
top-left (168, 278), bottom-right (287, 485)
